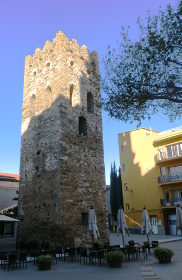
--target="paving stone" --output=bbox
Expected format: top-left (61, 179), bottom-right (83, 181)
top-left (141, 271), bottom-right (155, 276)
top-left (144, 276), bottom-right (160, 280)
top-left (140, 266), bottom-right (152, 271)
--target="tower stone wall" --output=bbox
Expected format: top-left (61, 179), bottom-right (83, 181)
top-left (18, 31), bottom-right (109, 245)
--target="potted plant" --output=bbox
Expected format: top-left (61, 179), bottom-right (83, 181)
top-left (154, 247), bottom-right (174, 264)
top-left (107, 250), bottom-right (125, 268)
top-left (36, 255), bottom-right (53, 270)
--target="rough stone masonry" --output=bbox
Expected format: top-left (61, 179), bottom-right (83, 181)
top-left (18, 30), bottom-right (109, 245)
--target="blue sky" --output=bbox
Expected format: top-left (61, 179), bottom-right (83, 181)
top-left (0, 0), bottom-right (181, 184)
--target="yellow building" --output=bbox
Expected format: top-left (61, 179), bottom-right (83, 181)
top-left (154, 127), bottom-right (182, 235)
top-left (118, 127), bottom-right (182, 235)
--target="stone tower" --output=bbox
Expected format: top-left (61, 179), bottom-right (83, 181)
top-left (18, 31), bottom-right (109, 245)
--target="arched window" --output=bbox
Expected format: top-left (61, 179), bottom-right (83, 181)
top-left (70, 85), bottom-right (74, 107)
top-left (79, 116), bottom-right (87, 136)
top-left (87, 92), bottom-right (94, 113)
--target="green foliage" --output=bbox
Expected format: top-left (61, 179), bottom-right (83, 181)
top-left (110, 162), bottom-right (123, 220)
top-left (36, 255), bottom-right (53, 265)
top-left (107, 250), bottom-right (125, 262)
top-left (154, 247), bottom-right (174, 260)
top-left (102, 1), bottom-right (182, 124)
top-left (36, 255), bottom-right (53, 270)
top-left (117, 168), bottom-right (123, 207)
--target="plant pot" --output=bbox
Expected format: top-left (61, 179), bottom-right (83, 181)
top-left (158, 257), bottom-right (171, 264)
top-left (38, 262), bottom-right (52, 270)
top-left (108, 260), bottom-right (122, 268)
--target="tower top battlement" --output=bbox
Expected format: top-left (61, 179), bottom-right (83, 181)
top-left (25, 30), bottom-right (98, 65)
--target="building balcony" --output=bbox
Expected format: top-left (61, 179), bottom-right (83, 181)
top-left (160, 198), bottom-right (182, 207)
top-left (155, 150), bottom-right (182, 163)
top-left (158, 173), bottom-right (182, 184)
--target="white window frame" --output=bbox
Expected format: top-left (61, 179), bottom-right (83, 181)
top-left (123, 164), bottom-right (126, 172)
top-left (124, 183), bottom-right (128, 191)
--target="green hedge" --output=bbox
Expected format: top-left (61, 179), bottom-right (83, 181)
top-left (107, 250), bottom-right (125, 262)
top-left (36, 255), bottom-right (53, 264)
top-left (154, 247), bottom-right (174, 260)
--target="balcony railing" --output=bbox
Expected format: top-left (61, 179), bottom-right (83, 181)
top-left (158, 173), bottom-right (182, 184)
top-left (155, 150), bottom-right (182, 162)
top-left (160, 198), bottom-right (182, 207)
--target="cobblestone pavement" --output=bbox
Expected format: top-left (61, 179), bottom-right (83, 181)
top-left (152, 241), bottom-right (182, 280)
top-left (138, 240), bottom-right (182, 280)
top-left (0, 261), bottom-right (143, 280)
top-left (110, 233), bottom-right (182, 280)
top-left (0, 236), bottom-right (181, 280)
top-left (140, 261), bottom-right (160, 280)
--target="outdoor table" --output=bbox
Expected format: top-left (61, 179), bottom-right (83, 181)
top-left (143, 242), bottom-right (152, 254)
top-left (85, 248), bottom-right (107, 265)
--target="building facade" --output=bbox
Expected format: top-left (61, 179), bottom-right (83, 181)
top-left (118, 127), bottom-right (182, 235)
top-left (18, 31), bottom-right (109, 245)
top-left (154, 127), bottom-right (182, 235)
top-left (0, 173), bottom-right (19, 212)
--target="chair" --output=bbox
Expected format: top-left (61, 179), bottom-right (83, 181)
top-left (151, 241), bottom-right (159, 249)
top-left (96, 249), bottom-right (106, 265)
top-left (0, 252), bottom-right (8, 269)
top-left (63, 247), bottom-right (70, 262)
top-left (143, 242), bottom-right (151, 254)
top-left (74, 247), bottom-right (82, 262)
top-left (18, 252), bottom-right (28, 268)
top-left (141, 245), bottom-right (148, 259)
top-left (88, 250), bottom-right (97, 265)
top-left (56, 246), bottom-right (64, 261)
top-left (79, 248), bottom-right (89, 264)
top-left (3, 253), bottom-right (18, 270)
top-left (68, 248), bottom-right (77, 262)
top-left (128, 240), bottom-right (135, 246)
top-left (126, 245), bottom-right (137, 260)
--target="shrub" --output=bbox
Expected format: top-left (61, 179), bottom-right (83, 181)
top-left (36, 255), bottom-right (53, 270)
top-left (154, 247), bottom-right (174, 261)
top-left (37, 255), bottom-right (53, 264)
top-left (107, 250), bottom-right (125, 263)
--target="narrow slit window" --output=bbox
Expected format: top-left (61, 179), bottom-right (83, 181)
top-left (70, 85), bottom-right (74, 107)
top-left (79, 116), bottom-right (87, 136)
top-left (87, 92), bottom-right (94, 113)
top-left (126, 203), bottom-right (130, 212)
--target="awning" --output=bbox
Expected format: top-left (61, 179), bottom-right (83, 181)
top-left (0, 215), bottom-right (20, 222)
